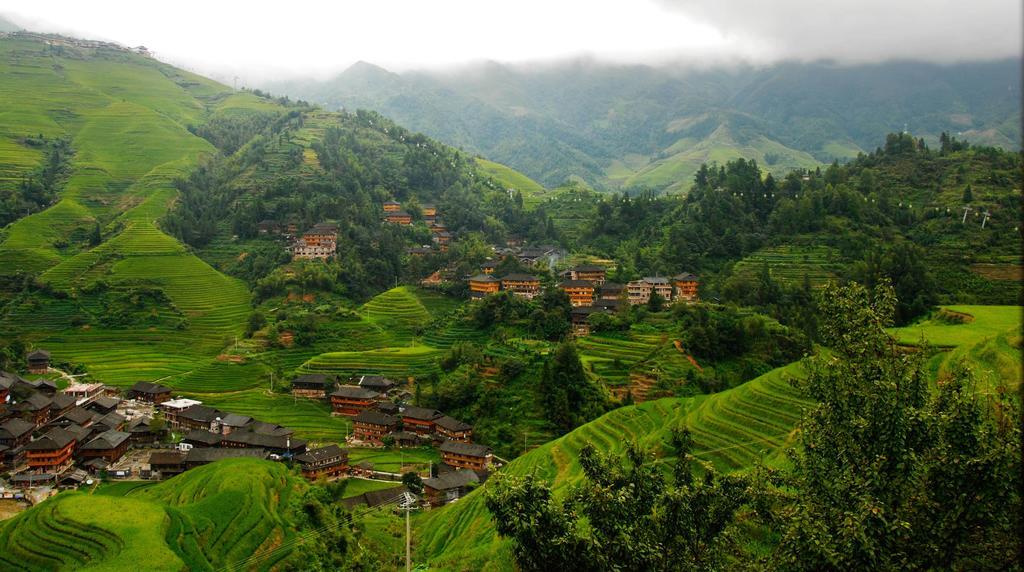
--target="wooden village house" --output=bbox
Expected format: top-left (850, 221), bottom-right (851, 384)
top-left (558, 280), bottom-right (596, 307)
top-left (673, 272), bottom-right (700, 302)
top-left (440, 441), bottom-right (493, 472)
top-left (25, 427), bottom-right (77, 474)
top-left (468, 274), bottom-right (501, 299)
top-left (566, 264), bottom-right (607, 285)
top-left (401, 406), bottom-right (443, 435)
top-left (78, 430), bottom-right (131, 464)
top-left (294, 444), bottom-right (349, 480)
top-left (128, 381), bottom-right (172, 404)
top-left (627, 277), bottom-right (674, 305)
top-left (352, 410), bottom-right (399, 443)
top-left (422, 469), bottom-right (481, 507)
top-left (385, 211), bottom-right (413, 225)
top-left (291, 374), bottom-right (334, 399)
top-left (26, 349), bottom-right (50, 374)
top-left (330, 386), bottom-right (381, 416)
top-left (501, 274), bottom-right (542, 300)
top-left (434, 415), bottom-right (473, 443)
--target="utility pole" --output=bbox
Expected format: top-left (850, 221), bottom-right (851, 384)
top-left (961, 205), bottom-right (973, 223)
top-left (981, 211), bottom-right (991, 229)
top-left (402, 492), bottom-right (416, 572)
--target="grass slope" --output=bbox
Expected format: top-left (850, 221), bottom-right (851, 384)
top-left (0, 459), bottom-right (306, 572)
top-left (475, 157), bottom-right (548, 207)
top-left (0, 36), bottom-right (267, 386)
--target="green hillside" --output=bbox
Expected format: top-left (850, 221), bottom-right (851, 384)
top-left (0, 459), bottom-right (310, 571)
top-left (0, 35), bottom-right (280, 385)
top-left (475, 157), bottom-right (548, 205)
top-left (415, 304), bottom-right (1022, 569)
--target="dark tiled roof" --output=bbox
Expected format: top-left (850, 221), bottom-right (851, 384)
top-left (80, 430), bottom-right (130, 451)
top-left (423, 469), bottom-right (480, 491)
top-left (439, 440), bottom-right (492, 457)
top-left (224, 431), bottom-right (305, 451)
top-left (353, 410), bottom-right (398, 427)
top-left (331, 385), bottom-right (380, 400)
top-left (13, 392), bottom-right (51, 412)
top-left (294, 444), bottom-right (347, 464)
top-left (572, 264), bottom-right (606, 272)
top-left (25, 427), bottom-right (76, 451)
top-left (250, 421), bottom-right (293, 437)
top-left (27, 349), bottom-right (50, 360)
top-left (130, 381), bottom-right (172, 395)
top-left (87, 395), bottom-right (121, 410)
top-left (50, 394), bottom-right (77, 411)
top-left (468, 274), bottom-right (500, 283)
top-left (673, 272), bottom-right (699, 281)
top-left (643, 276), bottom-right (670, 284)
top-left (183, 429), bottom-right (222, 446)
top-left (401, 406), bottom-right (442, 421)
top-left (357, 375), bottom-right (395, 390)
top-left (61, 407), bottom-right (94, 425)
top-left (600, 282), bottom-right (624, 291)
top-left (0, 418), bottom-right (34, 439)
top-left (93, 412), bottom-right (126, 429)
top-left (220, 414), bottom-right (252, 428)
top-left (435, 416), bottom-right (472, 432)
top-left (502, 273), bottom-right (540, 282)
top-left (179, 405), bottom-right (222, 423)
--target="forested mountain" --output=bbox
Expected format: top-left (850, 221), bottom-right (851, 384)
top-left (267, 58), bottom-right (1022, 191)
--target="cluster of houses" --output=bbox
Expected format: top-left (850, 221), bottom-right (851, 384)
top-left (466, 262), bottom-right (700, 335)
top-left (291, 373), bottom-right (495, 471)
top-left (4, 351), bottom-right (499, 509)
top-left (290, 222), bottom-right (339, 260)
top-left (1, 372), bottom-right (157, 488)
top-left (384, 201), bottom-right (453, 252)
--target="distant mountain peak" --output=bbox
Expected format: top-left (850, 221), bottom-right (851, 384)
top-left (342, 60), bottom-right (396, 78)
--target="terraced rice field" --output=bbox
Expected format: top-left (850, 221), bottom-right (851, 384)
top-left (359, 287), bottom-right (432, 345)
top-left (732, 244), bottom-right (842, 286)
top-left (299, 345), bottom-right (442, 380)
top-left (414, 360), bottom-right (812, 569)
top-left (0, 459), bottom-right (305, 571)
top-left (577, 332), bottom-right (666, 388)
top-left (348, 447), bottom-right (441, 475)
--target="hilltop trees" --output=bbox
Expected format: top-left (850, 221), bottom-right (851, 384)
top-left (773, 281), bottom-right (1021, 570)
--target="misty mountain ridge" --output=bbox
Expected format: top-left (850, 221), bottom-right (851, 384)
top-left (265, 58), bottom-right (1021, 191)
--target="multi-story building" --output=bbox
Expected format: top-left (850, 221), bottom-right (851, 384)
top-left (294, 445), bottom-right (349, 480)
top-left (128, 381), bottom-right (172, 404)
top-left (385, 211), bottom-right (413, 225)
top-left (567, 264), bottom-right (607, 285)
top-left (627, 277), bottom-right (673, 305)
top-left (291, 374), bottom-right (334, 399)
top-left (352, 410), bottom-right (398, 443)
top-left (25, 427), bottom-right (77, 474)
top-left (558, 280), bottom-right (596, 307)
top-left (330, 386), bottom-right (381, 416)
top-left (435, 416), bottom-right (473, 443)
top-left (401, 406), bottom-right (443, 435)
top-left (383, 201), bottom-right (401, 213)
top-left (673, 272), bottom-right (700, 302)
top-left (440, 441), bottom-right (493, 471)
top-left (292, 223), bottom-right (338, 260)
top-left (468, 274), bottom-right (501, 299)
top-left (501, 274), bottom-right (542, 300)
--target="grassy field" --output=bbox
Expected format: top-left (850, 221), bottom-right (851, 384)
top-left (0, 459), bottom-right (307, 572)
top-left (891, 305), bottom-right (1022, 393)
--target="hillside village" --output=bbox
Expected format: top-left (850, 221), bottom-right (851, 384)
top-left (1, 361), bottom-right (495, 510)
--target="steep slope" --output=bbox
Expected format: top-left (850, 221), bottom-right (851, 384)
top-left (0, 35), bottom-right (281, 384)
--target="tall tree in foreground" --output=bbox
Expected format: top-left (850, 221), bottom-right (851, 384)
top-left (539, 342), bottom-right (605, 432)
top-left (774, 281), bottom-right (1021, 570)
top-left (485, 429), bottom-right (748, 571)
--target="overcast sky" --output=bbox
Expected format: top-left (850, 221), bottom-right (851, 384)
top-left (1, 0), bottom-right (1020, 83)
